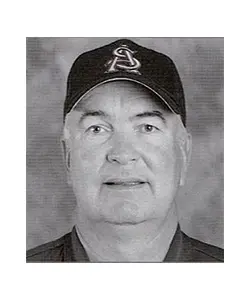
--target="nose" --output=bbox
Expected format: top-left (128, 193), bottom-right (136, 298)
top-left (106, 136), bottom-right (140, 165)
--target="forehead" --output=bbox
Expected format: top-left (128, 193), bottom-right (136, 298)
top-left (74, 81), bottom-right (170, 113)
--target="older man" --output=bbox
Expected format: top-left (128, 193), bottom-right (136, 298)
top-left (27, 39), bottom-right (223, 262)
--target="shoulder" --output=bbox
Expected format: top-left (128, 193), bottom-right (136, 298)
top-left (26, 232), bottom-right (71, 262)
top-left (183, 232), bottom-right (224, 262)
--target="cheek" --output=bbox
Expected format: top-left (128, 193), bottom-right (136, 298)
top-left (67, 133), bottom-right (107, 188)
top-left (70, 144), bottom-right (106, 181)
top-left (142, 137), bottom-right (181, 190)
top-left (142, 134), bottom-right (177, 171)
top-left (69, 145), bottom-right (108, 217)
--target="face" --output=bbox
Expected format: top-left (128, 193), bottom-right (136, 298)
top-left (63, 81), bottom-right (190, 226)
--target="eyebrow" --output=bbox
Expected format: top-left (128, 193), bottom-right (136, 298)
top-left (78, 110), bottom-right (109, 123)
top-left (131, 110), bottom-right (167, 123)
top-left (77, 109), bottom-right (167, 124)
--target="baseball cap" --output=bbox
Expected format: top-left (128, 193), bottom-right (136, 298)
top-left (64, 39), bottom-right (186, 126)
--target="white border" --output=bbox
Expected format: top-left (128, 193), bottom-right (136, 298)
top-left (2, 0), bottom-right (250, 299)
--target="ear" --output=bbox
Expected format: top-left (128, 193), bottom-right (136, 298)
top-left (179, 132), bottom-right (192, 186)
top-left (60, 137), bottom-right (72, 186)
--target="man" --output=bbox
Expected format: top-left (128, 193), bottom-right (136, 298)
top-left (27, 39), bottom-right (224, 262)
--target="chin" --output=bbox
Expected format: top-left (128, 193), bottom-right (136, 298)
top-left (102, 214), bottom-right (147, 225)
top-left (99, 200), bottom-right (157, 225)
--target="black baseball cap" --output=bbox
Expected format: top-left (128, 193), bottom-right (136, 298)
top-left (64, 39), bottom-right (186, 126)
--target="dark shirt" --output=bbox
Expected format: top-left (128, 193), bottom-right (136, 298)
top-left (26, 225), bottom-right (224, 262)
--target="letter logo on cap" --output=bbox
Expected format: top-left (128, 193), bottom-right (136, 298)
top-left (105, 45), bottom-right (141, 74)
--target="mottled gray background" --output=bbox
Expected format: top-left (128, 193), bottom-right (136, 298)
top-left (26, 37), bottom-right (224, 250)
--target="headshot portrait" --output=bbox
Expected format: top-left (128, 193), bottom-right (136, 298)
top-left (26, 37), bottom-right (224, 262)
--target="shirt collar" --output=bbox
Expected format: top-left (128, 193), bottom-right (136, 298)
top-left (163, 224), bottom-right (192, 262)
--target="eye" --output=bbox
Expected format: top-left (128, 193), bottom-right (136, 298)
top-left (138, 124), bottom-right (159, 133)
top-left (87, 125), bottom-right (109, 134)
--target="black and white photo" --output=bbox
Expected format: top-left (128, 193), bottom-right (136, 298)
top-left (26, 37), bottom-right (224, 262)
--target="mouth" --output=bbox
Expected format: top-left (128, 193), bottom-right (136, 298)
top-left (106, 220), bottom-right (147, 226)
top-left (103, 178), bottom-right (148, 189)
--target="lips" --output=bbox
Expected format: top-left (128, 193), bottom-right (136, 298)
top-left (104, 177), bottom-right (147, 187)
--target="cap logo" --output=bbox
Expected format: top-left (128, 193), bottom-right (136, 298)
top-left (105, 45), bottom-right (141, 74)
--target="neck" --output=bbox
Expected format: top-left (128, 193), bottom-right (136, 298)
top-left (76, 203), bottom-right (178, 262)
